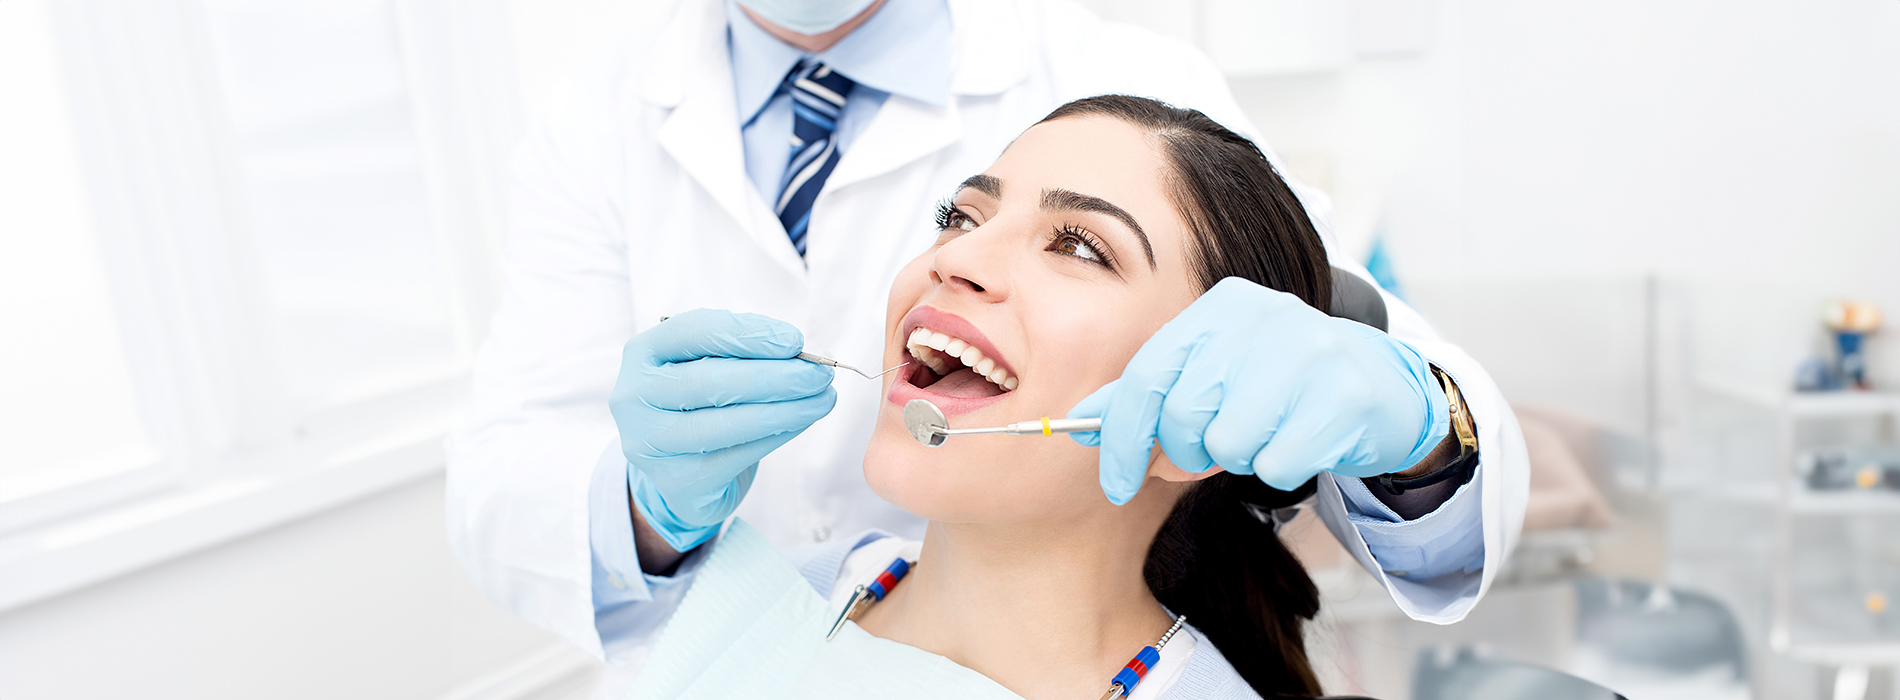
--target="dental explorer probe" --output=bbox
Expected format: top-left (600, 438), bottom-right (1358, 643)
top-left (654, 316), bottom-right (909, 380)
top-left (796, 352), bottom-right (911, 380)
top-left (903, 399), bottom-right (1102, 448)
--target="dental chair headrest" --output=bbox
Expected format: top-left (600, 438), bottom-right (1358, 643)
top-left (1328, 266), bottom-right (1389, 333)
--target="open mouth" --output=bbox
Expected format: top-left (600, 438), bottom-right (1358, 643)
top-left (887, 307), bottom-right (1018, 416)
top-left (904, 327), bottom-right (1018, 398)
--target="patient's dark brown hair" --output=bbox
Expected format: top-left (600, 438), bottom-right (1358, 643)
top-left (1039, 95), bottom-right (1331, 698)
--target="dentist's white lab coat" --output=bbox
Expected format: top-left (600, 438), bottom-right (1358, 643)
top-left (445, 0), bottom-right (1529, 665)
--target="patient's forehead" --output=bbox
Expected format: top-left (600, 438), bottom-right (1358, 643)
top-left (993, 117), bottom-right (1165, 191)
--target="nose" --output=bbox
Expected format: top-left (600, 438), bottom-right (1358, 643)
top-left (928, 225), bottom-right (1012, 302)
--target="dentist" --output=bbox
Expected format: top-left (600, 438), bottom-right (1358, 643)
top-left (444, 0), bottom-right (1529, 689)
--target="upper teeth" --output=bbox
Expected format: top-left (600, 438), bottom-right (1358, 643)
top-left (906, 327), bottom-right (1019, 392)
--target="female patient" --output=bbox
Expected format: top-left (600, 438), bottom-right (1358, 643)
top-left (640, 95), bottom-right (1337, 699)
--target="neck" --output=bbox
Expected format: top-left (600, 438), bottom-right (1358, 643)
top-left (858, 501), bottom-right (1181, 700)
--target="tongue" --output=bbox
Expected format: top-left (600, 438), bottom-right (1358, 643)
top-left (928, 367), bottom-right (1006, 399)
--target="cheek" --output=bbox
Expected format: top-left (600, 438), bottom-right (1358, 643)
top-left (884, 254), bottom-right (932, 326)
top-left (1021, 291), bottom-right (1177, 408)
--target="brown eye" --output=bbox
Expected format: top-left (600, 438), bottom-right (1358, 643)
top-left (1048, 228), bottom-right (1105, 264)
top-left (934, 201), bottom-right (978, 232)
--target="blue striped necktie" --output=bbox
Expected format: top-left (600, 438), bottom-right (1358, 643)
top-left (775, 60), bottom-right (855, 257)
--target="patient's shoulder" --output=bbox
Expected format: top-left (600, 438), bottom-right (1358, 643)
top-left (780, 530), bottom-right (907, 599)
top-left (1154, 626), bottom-right (1266, 700)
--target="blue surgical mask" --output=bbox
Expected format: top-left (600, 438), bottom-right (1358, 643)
top-left (737, 0), bottom-right (880, 35)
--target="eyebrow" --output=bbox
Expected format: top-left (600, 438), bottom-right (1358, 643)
top-left (1040, 188), bottom-right (1157, 271)
top-left (953, 175), bottom-right (1158, 272)
top-left (957, 174), bottom-right (1002, 199)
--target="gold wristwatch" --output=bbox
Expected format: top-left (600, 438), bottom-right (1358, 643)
top-left (1377, 366), bottom-right (1480, 495)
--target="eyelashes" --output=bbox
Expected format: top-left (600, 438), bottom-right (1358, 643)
top-left (934, 199), bottom-right (975, 232)
top-left (931, 200), bottom-right (1117, 272)
top-left (1047, 225), bottom-right (1116, 271)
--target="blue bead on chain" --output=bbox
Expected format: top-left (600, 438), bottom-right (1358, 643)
top-left (823, 555), bottom-right (1190, 699)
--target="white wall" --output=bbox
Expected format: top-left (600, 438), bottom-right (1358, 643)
top-left (1222, 5), bottom-right (1898, 697)
top-left (0, 475), bottom-right (595, 699)
top-left (505, 0), bottom-right (665, 117)
top-left (0, 3), bottom-right (681, 697)
top-left (1230, 1), bottom-right (1900, 435)
top-left (0, 2), bottom-right (653, 697)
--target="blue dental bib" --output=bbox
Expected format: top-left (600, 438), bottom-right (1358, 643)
top-left (629, 519), bottom-right (1024, 700)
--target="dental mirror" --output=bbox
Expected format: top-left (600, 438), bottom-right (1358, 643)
top-left (904, 399), bottom-right (952, 447)
top-left (902, 399), bottom-right (1103, 448)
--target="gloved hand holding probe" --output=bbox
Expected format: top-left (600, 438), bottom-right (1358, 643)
top-left (610, 309), bottom-right (837, 552)
top-left (1069, 277), bottom-right (1451, 503)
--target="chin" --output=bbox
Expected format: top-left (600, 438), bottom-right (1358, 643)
top-left (863, 416), bottom-right (984, 521)
top-left (862, 409), bottom-right (1103, 525)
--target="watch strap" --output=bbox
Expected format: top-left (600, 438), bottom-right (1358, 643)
top-left (1378, 366), bottom-right (1480, 496)
top-left (1377, 447), bottom-right (1478, 495)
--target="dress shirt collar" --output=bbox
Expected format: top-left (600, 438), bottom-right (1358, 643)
top-left (727, 0), bottom-right (952, 125)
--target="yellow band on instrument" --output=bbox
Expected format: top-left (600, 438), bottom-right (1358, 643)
top-left (1042, 417), bottom-right (1052, 436)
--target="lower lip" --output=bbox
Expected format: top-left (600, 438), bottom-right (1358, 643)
top-left (886, 363), bottom-right (1011, 417)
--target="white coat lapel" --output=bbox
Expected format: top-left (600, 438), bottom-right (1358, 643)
top-left (822, 0), bottom-right (1029, 191)
top-left (823, 97), bottom-right (962, 192)
top-left (656, 84), bottom-right (767, 243)
top-left (647, 0), bottom-right (792, 267)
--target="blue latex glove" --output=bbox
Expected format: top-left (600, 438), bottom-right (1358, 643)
top-left (610, 309), bottom-right (837, 552)
top-left (1069, 277), bottom-right (1450, 504)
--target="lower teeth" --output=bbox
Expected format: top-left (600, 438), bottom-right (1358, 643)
top-left (910, 345), bottom-right (1010, 391)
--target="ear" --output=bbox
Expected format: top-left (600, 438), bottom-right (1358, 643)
top-left (1149, 446), bottom-right (1225, 483)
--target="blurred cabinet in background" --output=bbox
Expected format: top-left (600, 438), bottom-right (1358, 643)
top-left (1767, 393), bottom-right (1900, 699)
